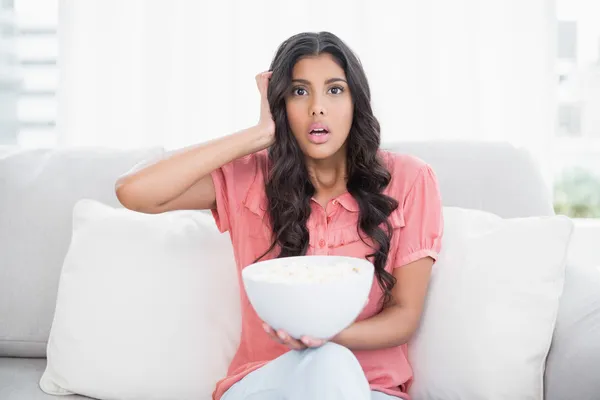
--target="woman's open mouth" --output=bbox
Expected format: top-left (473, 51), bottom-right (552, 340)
top-left (307, 123), bottom-right (330, 144)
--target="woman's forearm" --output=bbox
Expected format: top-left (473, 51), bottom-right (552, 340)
top-left (115, 124), bottom-right (272, 212)
top-left (331, 305), bottom-right (420, 351)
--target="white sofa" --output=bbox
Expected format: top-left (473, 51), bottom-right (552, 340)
top-left (0, 141), bottom-right (599, 399)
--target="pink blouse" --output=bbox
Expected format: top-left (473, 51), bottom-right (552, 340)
top-left (210, 149), bottom-right (443, 400)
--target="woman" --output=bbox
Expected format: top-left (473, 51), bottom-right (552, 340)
top-left (116, 31), bottom-right (443, 400)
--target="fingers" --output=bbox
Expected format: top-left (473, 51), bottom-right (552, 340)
top-left (300, 336), bottom-right (326, 348)
top-left (256, 71), bottom-right (275, 128)
top-left (255, 71), bottom-right (271, 81)
top-left (264, 325), bottom-right (283, 345)
top-left (261, 322), bottom-right (326, 349)
top-left (277, 330), bottom-right (306, 350)
top-left (255, 71), bottom-right (273, 95)
top-left (262, 323), bottom-right (306, 350)
top-left (263, 325), bottom-right (275, 340)
top-left (255, 71), bottom-right (273, 81)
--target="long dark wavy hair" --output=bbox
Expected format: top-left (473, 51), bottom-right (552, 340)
top-left (256, 32), bottom-right (399, 305)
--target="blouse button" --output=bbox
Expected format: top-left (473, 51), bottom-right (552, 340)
top-left (319, 239), bottom-right (326, 248)
top-left (332, 200), bottom-right (338, 205)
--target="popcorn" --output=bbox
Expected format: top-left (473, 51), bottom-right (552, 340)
top-left (251, 260), bottom-right (361, 284)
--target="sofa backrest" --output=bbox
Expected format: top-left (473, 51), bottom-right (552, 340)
top-left (383, 141), bottom-right (554, 218)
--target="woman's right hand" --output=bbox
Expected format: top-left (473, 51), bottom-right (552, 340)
top-left (255, 71), bottom-right (276, 146)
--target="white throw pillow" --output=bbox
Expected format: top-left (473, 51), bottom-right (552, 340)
top-left (408, 207), bottom-right (574, 400)
top-left (40, 199), bottom-right (241, 400)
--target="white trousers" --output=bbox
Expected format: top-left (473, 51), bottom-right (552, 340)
top-left (221, 342), bottom-right (403, 400)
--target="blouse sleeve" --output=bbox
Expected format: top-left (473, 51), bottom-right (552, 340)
top-left (394, 164), bottom-right (444, 268)
top-left (210, 152), bottom-right (261, 233)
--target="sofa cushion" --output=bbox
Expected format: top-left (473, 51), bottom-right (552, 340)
top-left (40, 199), bottom-right (240, 400)
top-left (0, 147), bottom-right (163, 357)
top-left (408, 207), bottom-right (573, 399)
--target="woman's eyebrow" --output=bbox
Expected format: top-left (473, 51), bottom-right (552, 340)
top-left (291, 77), bottom-right (348, 85)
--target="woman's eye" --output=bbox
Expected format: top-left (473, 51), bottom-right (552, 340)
top-left (293, 87), bottom-right (307, 96)
top-left (329, 86), bottom-right (344, 95)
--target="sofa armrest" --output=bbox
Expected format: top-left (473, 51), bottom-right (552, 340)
top-left (545, 263), bottom-right (600, 400)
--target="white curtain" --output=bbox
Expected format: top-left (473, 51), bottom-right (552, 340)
top-left (57, 0), bottom-right (556, 152)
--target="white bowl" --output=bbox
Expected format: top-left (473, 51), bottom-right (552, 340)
top-left (241, 255), bottom-right (374, 340)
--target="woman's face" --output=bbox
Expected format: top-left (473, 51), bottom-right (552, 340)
top-left (285, 53), bottom-right (353, 161)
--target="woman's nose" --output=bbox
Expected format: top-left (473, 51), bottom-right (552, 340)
top-left (310, 100), bottom-right (326, 116)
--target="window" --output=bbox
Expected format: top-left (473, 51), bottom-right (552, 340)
top-left (0, 0), bottom-right (58, 147)
top-left (554, 0), bottom-right (600, 218)
top-left (557, 103), bottom-right (582, 137)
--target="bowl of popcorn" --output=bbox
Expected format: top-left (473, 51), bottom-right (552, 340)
top-left (241, 255), bottom-right (374, 340)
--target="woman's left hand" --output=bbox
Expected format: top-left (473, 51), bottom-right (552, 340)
top-left (262, 323), bottom-right (326, 349)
